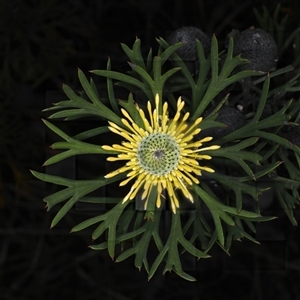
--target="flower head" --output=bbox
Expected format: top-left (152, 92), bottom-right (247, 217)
top-left (102, 94), bottom-right (220, 213)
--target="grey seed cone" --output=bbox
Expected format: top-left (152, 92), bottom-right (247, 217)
top-left (167, 26), bottom-right (210, 61)
top-left (202, 106), bottom-right (247, 140)
top-left (233, 27), bottom-right (278, 72)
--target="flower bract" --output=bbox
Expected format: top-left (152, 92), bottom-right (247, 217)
top-left (102, 94), bottom-right (220, 213)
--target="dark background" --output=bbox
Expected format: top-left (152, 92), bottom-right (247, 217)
top-left (1, 0), bottom-right (300, 299)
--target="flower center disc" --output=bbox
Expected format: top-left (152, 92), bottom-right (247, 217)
top-left (137, 133), bottom-right (181, 176)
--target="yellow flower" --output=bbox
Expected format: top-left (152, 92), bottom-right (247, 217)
top-left (102, 94), bottom-right (220, 213)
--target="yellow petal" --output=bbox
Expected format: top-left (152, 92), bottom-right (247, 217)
top-left (195, 145), bottom-right (220, 152)
top-left (121, 119), bottom-right (141, 137)
top-left (155, 94), bottom-right (160, 111)
top-left (129, 180), bottom-right (145, 200)
top-left (147, 101), bottom-right (154, 128)
top-left (169, 198), bottom-right (176, 214)
top-left (199, 166), bottom-right (215, 173)
top-left (120, 175), bottom-right (136, 186)
top-left (107, 156), bottom-right (132, 161)
top-left (102, 145), bottom-right (117, 151)
top-left (123, 188), bottom-right (134, 203)
top-left (193, 154), bottom-right (212, 160)
top-left (198, 136), bottom-right (213, 143)
top-left (121, 108), bottom-right (134, 123)
top-left (156, 191), bottom-right (161, 208)
top-left (141, 182), bottom-right (151, 200)
top-left (109, 127), bottom-right (135, 142)
top-left (177, 96), bottom-right (185, 111)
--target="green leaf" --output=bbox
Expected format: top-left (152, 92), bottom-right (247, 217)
top-left (191, 35), bottom-right (264, 120)
top-left (210, 35), bottom-right (219, 84)
top-left (121, 38), bottom-right (146, 70)
top-left (218, 101), bottom-right (291, 143)
top-left (115, 208), bottom-right (163, 272)
top-left (156, 37), bottom-right (195, 91)
top-left (30, 170), bottom-right (74, 186)
top-left (148, 210), bottom-right (210, 281)
top-left (31, 170), bottom-right (125, 226)
top-left (160, 42), bottom-right (184, 64)
top-left (78, 196), bottom-right (121, 204)
top-left (62, 83), bottom-right (89, 106)
top-left (50, 180), bottom-right (110, 228)
top-left (90, 200), bottom-right (131, 258)
top-left (48, 109), bottom-right (93, 120)
top-left (72, 214), bottom-right (109, 232)
top-left (91, 69), bottom-right (147, 95)
top-left (257, 131), bottom-right (300, 153)
top-left (148, 242), bottom-right (169, 280)
top-left (134, 223), bottom-right (154, 270)
top-left (278, 151), bottom-right (300, 180)
top-left (42, 120), bottom-right (116, 165)
top-left (115, 247), bottom-right (137, 262)
top-left (42, 119), bottom-right (71, 141)
top-left (90, 77), bottom-right (100, 99)
top-left (193, 185), bottom-right (236, 246)
top-left (43, 150), bottom-right (75, 166)
top-left (119, 93), bottom-right (145, 129)
top-left (44, 188), bottom-right (75, 209)
top-left (250, 74), bottom-right (270, 124)
top-left (209, 137), bottom-right (261, 166)
top-left (253, 65), bottom-right (294, 85)
top-left (146, 47), bottom-right (153, 73)
top-left (239, 161), bottom-right (283, 181)
top-left (204, 230), bottom-right (219, 253)
top-left (276, 189), bottom-right (298, 225)
top-left (92, 227), bottom-right (146, 251)
top-left (106, 58), bottom-right (121, 115)
top-left (280, 27), bottom-right (300, 58)
top-left (78, 69), bottom-right (122, 126)
top-left (128, 62), bottom-right (154, 91)
top-left (72, 126), bottom-right (109, 141)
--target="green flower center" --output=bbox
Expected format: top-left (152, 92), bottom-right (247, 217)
top-left (137, 133), bottom-right (181, 175)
